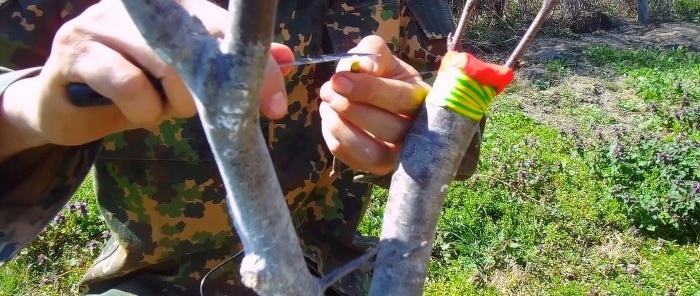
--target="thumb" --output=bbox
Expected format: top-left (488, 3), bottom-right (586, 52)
top-left (337, 35), bottom-right (395, 77)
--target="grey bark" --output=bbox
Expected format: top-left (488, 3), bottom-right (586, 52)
top-left (119, 0), bottom-right (323, 295)
top-left (368, 106), bottom-right (479, 295)
top-left (369, 1), bottom-right (559, 295)
top-left (506, 0), bottom-right (560, 69)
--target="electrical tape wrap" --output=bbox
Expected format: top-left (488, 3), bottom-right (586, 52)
top-left (426, 51), bottom-right (515, 122)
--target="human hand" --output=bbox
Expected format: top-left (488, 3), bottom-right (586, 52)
top-left (0, 0), bottom-right (292, 156)
top-left (319, 35), bottom-right (430, 175)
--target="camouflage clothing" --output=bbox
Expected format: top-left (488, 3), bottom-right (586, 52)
top-left (0, 0), bottom-right (102, 264)
top-left (0, 0), bottom-right (476, 295)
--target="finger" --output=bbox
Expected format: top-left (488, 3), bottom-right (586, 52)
top-left (271, 42), bottom-right (295, 76)
top-left (78, 1), bottom-right (170, 78)
top-left (320, 102), bottom-right (397, 175)
top-left (336, 35), bottom-right (396, 76)
top-left (336, 54), bottom-right (376, 74)
top-left (327, 72), bottom-right (429, 116)
top-left (67, 41), bottom-right (164, 126)
top-left (6, 75), bottom-right (134, 146)
top-left (319, 82), bottom-right (411, 143)
top-left (159, 67), bottom-right (196, 118)
top-left (259, 43), bottom-right (293, 119)
top-left (62, 1), bottom-right (192, 120)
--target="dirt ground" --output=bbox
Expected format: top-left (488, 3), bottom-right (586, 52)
top-left (529, 21), bottom-right (700, 62)
top-left (511, 21), bottom-right (700, 136)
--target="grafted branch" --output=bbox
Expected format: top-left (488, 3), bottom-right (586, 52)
top-left (369, 1), bottom-right (559, 295)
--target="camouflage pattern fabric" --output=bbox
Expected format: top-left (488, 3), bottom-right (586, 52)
top-left (0, 0), bottom-right (480, 295)
top-left (0, 0), bottom-right (101, 265)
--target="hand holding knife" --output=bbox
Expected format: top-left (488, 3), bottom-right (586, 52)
top-left (68, 52), bottom-right (378, 107)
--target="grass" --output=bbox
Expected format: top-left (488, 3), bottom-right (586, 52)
top-left (0, 173), bottom-right (109, 295)
top-left (363, 43), bottom-right (700, 294)
top-left (2, 31), bottom-right (700, 296)
top-left (583, 46), bottom-right (700, 238)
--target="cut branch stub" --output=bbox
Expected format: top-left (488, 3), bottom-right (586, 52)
top-left (119, 0), bottom-right (322, 295)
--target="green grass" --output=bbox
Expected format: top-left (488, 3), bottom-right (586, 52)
top-left (675, 0), bottom-right (700, 23)
top-left (583, 45), bottom-right (700, 238)
top-left (3, 34), bottom-right (700, 296)
top-left (364, 44), bottom-right (700, 294)
top-left (0, 173), bottom-right (109, 295)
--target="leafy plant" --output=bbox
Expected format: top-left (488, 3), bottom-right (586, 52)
top-left (583, 45), bottom-right (700, 107)
top-left (0, 174), bottom-right (108, 294)
top-left (595, 135), bottom-right (700, 238)
top-left (585, 45), bottom-right (700, 239)
top-left (676, 0), bottom-right (700, 23)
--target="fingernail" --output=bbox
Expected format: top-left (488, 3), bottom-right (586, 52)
top-left (333, 75), bottom-right (354, 94)
top-left (270, 91), bottom-right (287, 117)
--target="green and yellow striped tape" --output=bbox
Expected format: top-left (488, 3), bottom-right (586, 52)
top-left (426, 67), bottom-right (496, 122)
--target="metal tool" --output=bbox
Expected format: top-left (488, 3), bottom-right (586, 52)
top-left (279, 52), bottom-right (378, 67)
top-left (67, 52), bottom-right (379, 107)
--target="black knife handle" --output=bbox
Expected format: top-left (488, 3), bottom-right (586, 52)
top-left (67, 74), bottom-right (165, 107)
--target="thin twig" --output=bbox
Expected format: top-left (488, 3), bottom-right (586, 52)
top-left (447, 0), bottom-right (478, 52)
top-left (505, 0), bottom-right (560, 69)
top-left (319, 248), bottom-right (378, 289)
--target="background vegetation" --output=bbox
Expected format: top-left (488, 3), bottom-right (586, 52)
top-left (2, 0), bottom-right (699, 295)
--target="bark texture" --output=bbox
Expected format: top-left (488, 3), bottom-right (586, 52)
top-left (370, 1), bottom-right (558, 294)
top-left (369, 104), bottom-right (479, 295)
top-left (120, 1), bottom-right (323, 295)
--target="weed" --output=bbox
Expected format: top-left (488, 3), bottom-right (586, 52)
top-left (584, 45), bottom-right (700, 239)
top-left (0, 173), bottom-right (108, 295)
top-left (675, 0), bottom-right (700, 23)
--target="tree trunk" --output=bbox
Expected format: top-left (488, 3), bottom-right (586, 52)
top-left (368, 105), bottom-right (478, 296)
top-left (637, 0), bottom-right (650, 24)
top-left (369, 1), bottom-right (559, 294)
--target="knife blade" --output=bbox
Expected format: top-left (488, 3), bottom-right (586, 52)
top-left (279, 52), bottom-right (378, 67)
top-left (67, 53), bottom-right (379, 107)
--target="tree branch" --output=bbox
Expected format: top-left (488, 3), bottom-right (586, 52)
top-left (369, 1), bottom-right (559, 295)
top-left (120, 0), bottom-right (322, 295)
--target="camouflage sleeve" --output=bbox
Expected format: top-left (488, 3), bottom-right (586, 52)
top-left (324, 0), bottom-right (454, 80)
top-left (0, 67), bottom-right (101, 265)
top-left (399, 0), bottom-right (454, 83)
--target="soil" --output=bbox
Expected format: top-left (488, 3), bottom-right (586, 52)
top-left (529, 21), bottom-right (700, 62)
top-left (511, 21), bottom-right (700, 136)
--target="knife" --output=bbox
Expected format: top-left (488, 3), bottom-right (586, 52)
top-left (278, 52), bottom-right (377, 67)
top-left (68, 53), bottom-right (378, 107)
